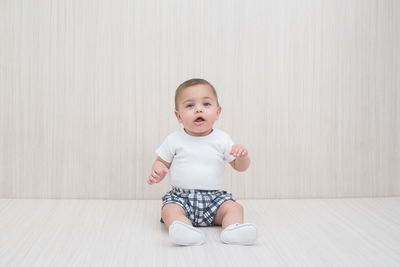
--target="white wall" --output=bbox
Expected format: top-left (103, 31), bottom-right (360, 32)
top-left (1, 0), bottom-right (399, 199)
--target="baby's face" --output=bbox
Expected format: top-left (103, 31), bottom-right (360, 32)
top-left (175, 84), bottom-right (221, 136)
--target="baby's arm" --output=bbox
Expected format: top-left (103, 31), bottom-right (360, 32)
top-left (229, 144), bottom-right (250, 172)
top-left (148, 157), bottom-right (170, 185)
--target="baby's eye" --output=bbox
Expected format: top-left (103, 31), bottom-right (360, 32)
top-left (186, 104), bottom-right (194, 108)
top-left (203, 102), bottom-right (211, 107)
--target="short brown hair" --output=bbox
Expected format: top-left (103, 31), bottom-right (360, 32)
top-left (175, 78), bottom-right (219, 110)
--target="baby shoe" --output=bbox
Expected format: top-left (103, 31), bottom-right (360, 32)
top-left (220, 223), bottom-right (258, 245)
top-left (169, 221), bottom-right (206, 246)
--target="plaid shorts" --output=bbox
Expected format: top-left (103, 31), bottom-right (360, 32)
top-left (161, 187), bottom-right (236, 227)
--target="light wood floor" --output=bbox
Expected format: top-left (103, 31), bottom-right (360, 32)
top-left (0, 198), bottom-right (399, 267)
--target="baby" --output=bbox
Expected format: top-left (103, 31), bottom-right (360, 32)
top-left (148, 78), bottom-right (258, 246)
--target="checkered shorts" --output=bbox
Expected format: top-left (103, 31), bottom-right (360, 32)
top-left (161, 187), bottom-right (236, 227)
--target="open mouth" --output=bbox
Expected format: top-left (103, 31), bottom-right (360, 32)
top-left (194, 116), bottom-right (205, 123)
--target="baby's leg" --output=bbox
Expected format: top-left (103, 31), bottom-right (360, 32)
top-left (215, 201), bottom-right (258, 245)
top-left (161, 203), bottom-right (192, 228)
top-left (214, 200), bottom-right (244, 229)
top-left (161, 203), bottom-right (205, 246)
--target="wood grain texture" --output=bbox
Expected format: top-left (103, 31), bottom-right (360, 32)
top-left (0, 198), bottom-right (399, 266)
top-left (0, 0), bottom-right (399, 199)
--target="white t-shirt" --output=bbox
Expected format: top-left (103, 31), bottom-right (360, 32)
top-left (155, 128), bottom-right (236, 190)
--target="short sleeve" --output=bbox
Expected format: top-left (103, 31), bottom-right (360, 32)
top-left (223, 135), bottom-right (236, 163)
top-left (155, 135), bottom-right (175, 163)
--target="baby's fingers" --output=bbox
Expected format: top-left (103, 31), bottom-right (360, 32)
top-left (229, 148), bottom-right (236, 156)
top-left (152, 170), bottom-right (161, 179)
top-left (230, 148), bottom-right (241, 157)
top-left (148, 176), bottom-right (159, 185)
top-left (148, 171), bottom-right (161, 185)
top-left (231, 148), bottom-right (248, 158)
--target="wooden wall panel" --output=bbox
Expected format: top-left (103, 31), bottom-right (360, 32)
top-left (0, 0), bottom-right (399, 199)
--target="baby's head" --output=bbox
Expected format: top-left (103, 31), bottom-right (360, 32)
top-left (175, 79), bottom-right (219, 110)
top-left (174, 78), bottom-right (222, 136)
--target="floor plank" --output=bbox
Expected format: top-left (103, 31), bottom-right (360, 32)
top-left (0, 198), bottom-right (399, 267)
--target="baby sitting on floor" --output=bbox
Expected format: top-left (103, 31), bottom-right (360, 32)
top-left (148, 78), bottom-right (258, 246)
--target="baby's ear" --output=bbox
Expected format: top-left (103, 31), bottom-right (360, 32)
top-left (216, 106), bottom-right (222, 119)
top-left (174, 110), bottom-right (183, 123)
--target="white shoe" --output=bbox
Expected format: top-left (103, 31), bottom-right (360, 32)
top-left (220, 223), bottom-right (258, 245)
top-left (169, 221), bottom-right (206, 246)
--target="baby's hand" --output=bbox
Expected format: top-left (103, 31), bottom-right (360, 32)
top-left (230, 144), bottom-right (248, 159)
top-left (148, 167), bottom-right (168, 185)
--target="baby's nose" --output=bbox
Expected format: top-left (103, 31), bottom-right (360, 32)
top-left (195, 106), bottom-right (204, 112)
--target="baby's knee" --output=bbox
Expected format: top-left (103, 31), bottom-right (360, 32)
top-left (233, 202), bottom-right (244, 213)
top-left (162, 203), bottom-right (186, 217)
top-left (221, 200), bottom-right (243, 214)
